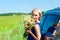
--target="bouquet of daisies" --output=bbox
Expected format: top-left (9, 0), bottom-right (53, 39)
top-left (23, 15), bottom-right (35, 37)
top-left (24, 15), bottom-right (35, 30)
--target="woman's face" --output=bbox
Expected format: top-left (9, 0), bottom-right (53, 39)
top-left (32, 10), bottom-right (40, 21)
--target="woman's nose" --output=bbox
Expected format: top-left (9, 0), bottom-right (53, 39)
top-left (33, 16), bottom-right (36, 18)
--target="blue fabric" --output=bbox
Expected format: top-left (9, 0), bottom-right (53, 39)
top-left (27, 22), bottom-right (42, 40)
top-left (45, 32), bottom-right (54, 37)
top-left (47, 26), bottom-right (56, 34)
top-left (40, 8), bottom-right (60, 34)
top-left (45, 26), bottom-right (56, 37)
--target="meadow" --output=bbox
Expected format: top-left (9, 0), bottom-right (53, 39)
top-left (0, 14), bottom-right (60, 40)
top-left (0, 15), bottom-right (27, 40)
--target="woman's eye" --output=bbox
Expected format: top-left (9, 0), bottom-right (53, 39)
top-left (35, 15), bottom-right (37, 16)
top-left (32, 14), bottom-right (37, 16)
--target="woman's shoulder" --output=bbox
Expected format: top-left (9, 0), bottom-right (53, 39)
top-left (36, 21), bottom-right (40, 24)
top-left (33, 21), bottom-right (42, 29)
top-left (36, 21), bottom-right (42, 26)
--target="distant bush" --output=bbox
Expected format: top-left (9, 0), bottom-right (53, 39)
top-left (0, 11), bottom-right (45, 16)
top-left (0, 13), bottom-right (29, 16)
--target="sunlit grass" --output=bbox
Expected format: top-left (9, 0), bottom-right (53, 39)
top-left (0, 15), bottom-right (27, 40)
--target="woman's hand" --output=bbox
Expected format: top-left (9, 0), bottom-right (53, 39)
top-left (26, 29), bottom-right (38, 40)
top-left (26, 29), bottom-right (32, 34)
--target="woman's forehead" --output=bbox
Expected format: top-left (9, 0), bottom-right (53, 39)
top-left (32, 11), bottom-right (39, 15)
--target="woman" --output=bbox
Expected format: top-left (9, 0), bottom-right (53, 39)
top-left (26, 8), bottom-right (42, 40)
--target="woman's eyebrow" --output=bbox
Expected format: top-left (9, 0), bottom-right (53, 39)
top-left (32, 14), bottom-right (37, 16)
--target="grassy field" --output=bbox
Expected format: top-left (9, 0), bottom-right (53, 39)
top-left (0, 15), bottom-right (27, 40)
top-left (0, 14), bottom-right (60, 40)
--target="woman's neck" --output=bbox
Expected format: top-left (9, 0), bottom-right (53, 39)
top-left (35, 20), bottom-right (40, 23)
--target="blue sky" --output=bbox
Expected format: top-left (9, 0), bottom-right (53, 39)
top-left (0, 0), bottom-right (60, 13)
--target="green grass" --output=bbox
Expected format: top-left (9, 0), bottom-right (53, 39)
top-left (0, 15), bottom-right (27, 40)
top-left (0, 14), bottom-right (60, 40)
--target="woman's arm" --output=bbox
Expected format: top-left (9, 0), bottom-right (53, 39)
top-left (26, 29), bottom-right (37, 40)
top-left (26, 24), bottom-right (41, 40)
top-left (34, 24), bottom-right (41, 40)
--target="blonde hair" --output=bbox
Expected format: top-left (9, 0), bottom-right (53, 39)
top-left (32, 8), bottom-right (42, 20)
